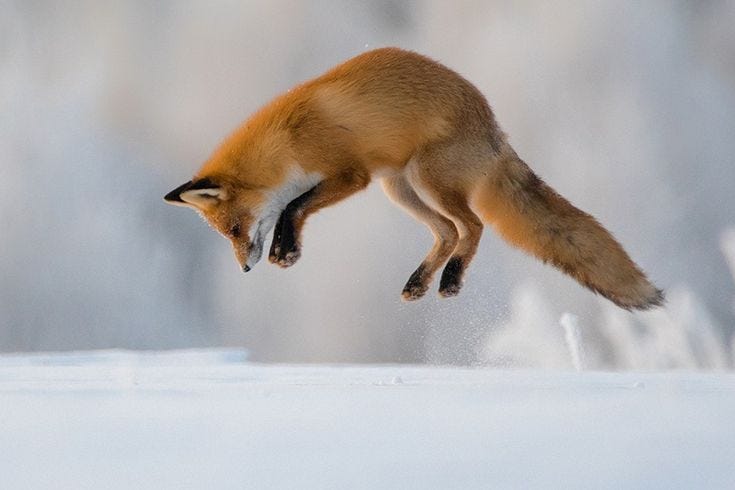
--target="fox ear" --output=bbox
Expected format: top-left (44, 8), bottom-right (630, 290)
top-left (164, 179), bottom-right (229, 209)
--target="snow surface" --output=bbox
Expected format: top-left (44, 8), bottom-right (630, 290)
top-left (1, 350), bottom-right (734, 490)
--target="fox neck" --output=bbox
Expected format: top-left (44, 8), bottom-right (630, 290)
top-left (246, 165), bottom-right (323, 269)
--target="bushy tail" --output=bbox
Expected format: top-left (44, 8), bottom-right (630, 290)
top-left (475, 155), bottom-right (664, 310)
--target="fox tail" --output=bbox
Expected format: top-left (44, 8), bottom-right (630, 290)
top-left (474, 155), bottom-right (663, 310)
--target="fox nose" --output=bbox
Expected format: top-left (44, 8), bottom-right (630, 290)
top-left (243, 265), bottom-right (251, 273)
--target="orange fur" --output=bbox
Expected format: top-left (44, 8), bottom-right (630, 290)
top-left (165, 47), bottom-right (663, 309)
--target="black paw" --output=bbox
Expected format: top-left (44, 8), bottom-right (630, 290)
top-left (269, 212), bottom-right (286, 264)
top-left (274, 245), bottom-right (301, 268)
top-left (402, 286), bottom-right (428, 301)
top-left (268, 244), bottom-right (281, 264)
top-left (269, 208), bottom-right (300, 267)
top-left (438, 257), bottom-right (464, 298)
top-left (438, 283), bottom-right (462, 298)
top-left (401, 265), bottom-right (428, 301)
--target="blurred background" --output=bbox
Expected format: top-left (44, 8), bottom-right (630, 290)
top-left (1, 0), bottom-right (734, 369)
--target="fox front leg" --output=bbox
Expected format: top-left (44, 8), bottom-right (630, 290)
top-left (268, 169), bottom-right (371, 268)
top-left (268, 188), bottom-right (316, 268)
top-left (268, 211), bottom-right (286, 264)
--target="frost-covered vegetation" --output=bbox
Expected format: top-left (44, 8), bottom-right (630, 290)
top-left (481, 229), bottom-right (735, 369)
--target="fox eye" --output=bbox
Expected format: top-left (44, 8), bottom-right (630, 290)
top-left (229, 224), bottom-right (241, 238)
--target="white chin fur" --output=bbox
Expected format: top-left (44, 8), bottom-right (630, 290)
top-left (245, 219), bottom-right (272, 270)
top-left (246, 243), bottom-right (263, 270)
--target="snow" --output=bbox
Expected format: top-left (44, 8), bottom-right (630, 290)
top-left (1, 350), bottom-right (734, 489)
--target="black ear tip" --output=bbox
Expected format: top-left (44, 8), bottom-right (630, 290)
top-left (164, 180), bottom-right (193, 203)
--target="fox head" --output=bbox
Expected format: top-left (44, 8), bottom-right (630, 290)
top-left (164, 177), bottom-right (272, 272)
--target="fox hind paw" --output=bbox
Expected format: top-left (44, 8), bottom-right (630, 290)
top-left (438, 257), bottom-right (464, 298)
top-left (402, 285), bottom-right (428, 301)
top-left (438, 283), bottom-right (462, 298)
top-left (401, 266), bottom-right (430, 301)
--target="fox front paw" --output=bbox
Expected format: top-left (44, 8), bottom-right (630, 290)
top-left (274, 244), bottom-right (301, 268)
top-left (268, 244), bottom-right (281, 264)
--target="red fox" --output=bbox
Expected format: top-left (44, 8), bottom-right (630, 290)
top-left (165, 47), bottom-right (663, 310)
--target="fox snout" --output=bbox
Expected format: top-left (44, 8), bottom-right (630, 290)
top-left (232, 237), bottom-right (258, 273)
top-left (232, 223), bottom-right (271, 273)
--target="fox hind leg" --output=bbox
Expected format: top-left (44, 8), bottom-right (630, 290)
top-left (381, 175), bottom-right (459, 300)
top-left (405, 156), bottom-right (485, 298)
top-left (431, 191), bottom-right (483, 297)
